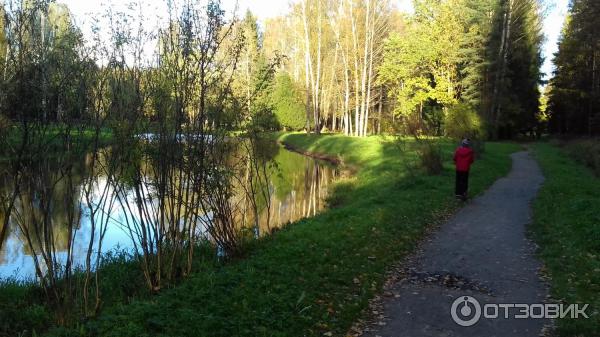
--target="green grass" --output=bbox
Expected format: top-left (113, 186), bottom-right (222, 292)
top-left (4, 124), bottom-right (112, 143)
top-left (531, 142), bottom-right (600, 336)
top-left (562, 138), bottom-right (600, 176)
top-left (0, 278), bottom-right (52, 335)
top-left (0, 125), bottom-right (113, 161)
top-left (17, 133), bottom-right (518, 337)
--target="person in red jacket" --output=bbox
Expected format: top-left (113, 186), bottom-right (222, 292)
top-left (453, 138), bottom-right (474, 200)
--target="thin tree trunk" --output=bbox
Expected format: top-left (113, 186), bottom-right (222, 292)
top-left (364, 8), bottom-right (375, 137)
top-left (302, 0), bottom-right (313, 132)
top-left (377, 85), bottom-right (383, 134)
top-left (314, 0), bottom-right (322, 134)
top-left (326, 42), bottom-right (339, 132)
top-left (349, 0), bottom-right (360, 136)
top-left (358, 0), bottom-right (371, 137)
top-left (329, 0), bottom-right (351, 135)
top-left (590, 50), bottom-right (596, 136)
top-left (490, 0), bottom-right (513, 139)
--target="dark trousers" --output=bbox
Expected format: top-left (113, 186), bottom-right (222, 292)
top-left (455, 170), bottom-right (469, 197)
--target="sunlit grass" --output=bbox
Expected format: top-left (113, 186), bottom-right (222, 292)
top-left (532, 142), bottom-right (600, 336)
top-left (43, 134), bottom-right (516, 337)
top-left (2, 133), bottom-right (519, 336)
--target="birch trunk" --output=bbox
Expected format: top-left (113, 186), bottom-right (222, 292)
top-left (357, 0), bottom-right (371, 137)
top-left (349, 0), bottom-right (361, 137)
top-left (377, 85), bottom-right (383, 134)
top-left (302, 1), bottom-right (313, 132)
top-left (363, 6), bottom-right (375, 137)
top-left (314, 0), bottom-right (322, 134)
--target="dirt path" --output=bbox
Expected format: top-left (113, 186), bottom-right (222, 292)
top-left (363, 151), bottom-right (550, 337)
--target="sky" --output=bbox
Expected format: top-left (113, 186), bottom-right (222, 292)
top-left (541, 0), bottom-right (570, 81)
top-left (58, 0), bottom-right (567, 81)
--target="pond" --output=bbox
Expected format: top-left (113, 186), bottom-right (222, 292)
top-left (0, 143), bottom-right (338, 280)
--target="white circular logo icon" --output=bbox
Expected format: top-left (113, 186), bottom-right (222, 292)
top-left (451, 296), bottom-right (482, 326)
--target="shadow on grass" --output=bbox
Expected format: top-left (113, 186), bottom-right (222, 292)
top-left (33, 134), bottom-right (518, 337)
top-left (531, 143), bottom-right (600, 336)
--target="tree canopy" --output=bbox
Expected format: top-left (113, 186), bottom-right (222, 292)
top-left (548, 0), bottom-right (600, 136)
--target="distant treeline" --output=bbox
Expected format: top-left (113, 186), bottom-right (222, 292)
top-left (0, 0), bottom-right (549, 140)
top-left (261, 0), bottom-right (544, 139)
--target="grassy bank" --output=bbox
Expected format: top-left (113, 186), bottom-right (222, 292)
top-left (5, 134), bottom-right (518, 337)
top-left (532, 143), bottom-right (600, 336)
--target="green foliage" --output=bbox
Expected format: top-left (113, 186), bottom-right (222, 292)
top-left (271, 72), bottom-right (307, 131)
top-left (0, 2), bottom-right (90, 123)
top-left (532, 143), bottom-right (600, 335)
top-left (247, 59), bottom-right (282, 132)
top-left (457, 0), bottom-right (498, 108)
top-left (19, 134), bottom-right (515, 337)
top-left (0, 280), bottom-right (51, 336)
top-left (563, 139), bottom-right (600, 176)
top-left (248, 105), bottom-right (281, 132)
top-left (416, 140), bottom-right (444, 175)
top-left (228, 11), bottom-right (288, 133)
top-left (378, 0), bottom-right (497, 136)
top-left (444, 103), bottom-right (485, 140)
top-left (379, 1), bottom-right (460, 123)
top-left (393, 135), bottom-right (444, 175)
top-left (485, 0), bottom-right (544, 138)
top-left (380, 0), bottom-right (544, 139)
top-left (548, 0), bottom-right (600, 135)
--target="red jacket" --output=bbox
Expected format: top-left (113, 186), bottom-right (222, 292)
top-left (454, 146), bottom-right (474, 172)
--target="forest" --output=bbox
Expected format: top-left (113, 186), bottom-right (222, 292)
top-left (0, 0), bottom-right (550, 141)
top-left (0, 0), bottom-right (597, 140)
top-left (263, 0), bottom-right (544, 140)
top-left (0, 0), bottom-right (598, 336)
top-left (547, 0), bottom-right (600, 135)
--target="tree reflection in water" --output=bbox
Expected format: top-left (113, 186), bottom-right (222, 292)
top-left (0, 144), bottom-right (337, 281)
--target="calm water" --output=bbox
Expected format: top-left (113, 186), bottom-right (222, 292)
top-left (0, 144), bottom-right (337, 280)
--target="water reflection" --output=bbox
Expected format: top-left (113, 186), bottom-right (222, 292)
top-left (0, 144), bottom-right (337, 279)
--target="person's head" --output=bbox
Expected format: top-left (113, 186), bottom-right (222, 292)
top-left (461, 138), bottom-right (471, 147)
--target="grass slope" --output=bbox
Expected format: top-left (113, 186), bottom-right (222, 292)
top-left (532, 143), bottom-right (600, 336)
top-left (43, 134), bottom-right (518, 337)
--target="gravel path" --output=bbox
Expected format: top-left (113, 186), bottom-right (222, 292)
top-left (363, 151), bottom-right (550, 337)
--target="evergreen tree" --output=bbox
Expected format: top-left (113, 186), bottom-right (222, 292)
top-left (485, 0), bottom-right (543, 138)
top-left (548, 0), bottom-right (600, 135)
top-left (456, 0), bottom-right (497, 109)
top-left (271, 71), bottom-right (306, 130)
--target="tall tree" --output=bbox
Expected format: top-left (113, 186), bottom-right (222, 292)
top-left (485, 0), bottom-right (543, 138)
top-left (456, 0), bottom-right (498, 109)
top-left (266, 0), bottom-right (395, 136)
top-left (548, 0), bottom-right (600, 135)
top-left (0, 4), bottom-right (6, 78)
top-left (299, 0), bottom-right (324, 133)
top-left (379, 0), bottom-right (463, 134)
top-left (239, 10), bottom-right (261, 113)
